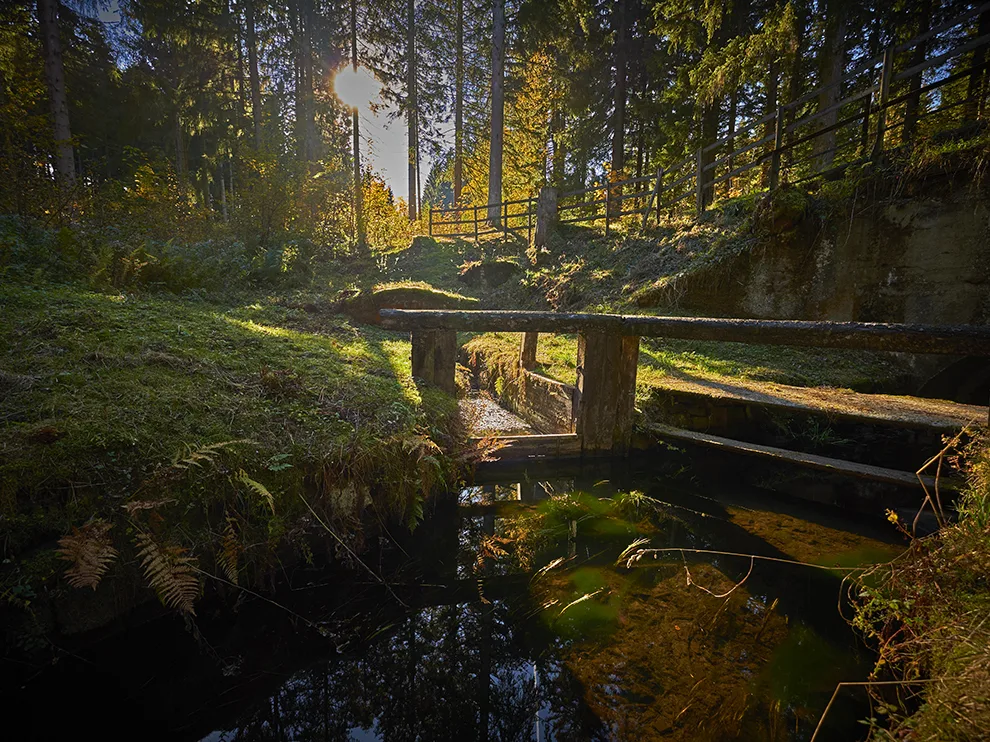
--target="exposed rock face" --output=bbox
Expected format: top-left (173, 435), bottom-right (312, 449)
top-left (338, 285), bottom-right (478, 325)
top-left (458, 259), bottom-right (523, 288)
top-left (642, 174), bottom-right (990, 327)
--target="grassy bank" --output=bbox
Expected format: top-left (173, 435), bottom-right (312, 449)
top-left (852, 433), bottom-right (990, 739)
top-left (1, 281), bottom-right (463, 646)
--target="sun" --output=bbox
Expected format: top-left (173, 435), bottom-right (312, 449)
top-left (333, 65), bottom-right (381, 111)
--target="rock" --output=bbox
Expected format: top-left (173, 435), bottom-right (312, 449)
top-left (339, 285), bottom-right (479, 325)
top-left (457, 259), bottom-right (523, 288)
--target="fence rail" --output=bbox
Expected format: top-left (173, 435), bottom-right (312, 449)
top-left (429, 4), bottom-right (990, 240)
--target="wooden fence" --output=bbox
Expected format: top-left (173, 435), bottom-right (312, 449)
top-left (429, 3), bottom-right (990, 240)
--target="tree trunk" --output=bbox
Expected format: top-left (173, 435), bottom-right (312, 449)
top-left (453, 0), bottom-right (464, 203)
top-left (903, 0), bottom-right (932, 141)
top-left (487, 0), bottom-right (505, 224)
top-left (174, 112), bottom-right (185, 179)
top-left (37, 0), bottom-right (75, 187)
top-left (550, 104), bottom-right (565, 187)
top-left (407, 0), bottom-right (418, 221)
top-left (699, 101), bottom-right (719, 209)
top-left (761, 60), bottom-right (780, 186)
top-left (815, 0), bottom-right (847, 171)
top-left (296, 0), bottom-right (316, 163)
top-left (245, 0), bottom-right (263, 148)
top-left (610, 0), bottom-right (627, 180)
top-left (351, 0), bottom-right (367, 254)
top-left (965, 10), bottom-right (990, 121)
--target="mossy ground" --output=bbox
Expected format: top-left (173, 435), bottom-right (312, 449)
top-left (1, 281), bottom-right (460, 634)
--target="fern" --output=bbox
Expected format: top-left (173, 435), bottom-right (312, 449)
top-left (236, 469), bottom-right (275, 514)
top-left (57, 519), bottom-right (118, 590)
top-left (217, 518), bottom-right (240, 585)
top-left (173, 439), bottom-right (252, 470)
top-left (136, 532), bottom-right (201, 615)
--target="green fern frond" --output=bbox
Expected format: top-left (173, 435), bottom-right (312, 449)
top-left (136, 532), bottom-right (200, 615)
top-left (217, 518), bottom-right (240, 585)
top-left (173, 439), bottom-right (253, 470)
top-left (57, 519), bottom-right (118, 590)
top-left (236, 469), bottom-right (275, 514)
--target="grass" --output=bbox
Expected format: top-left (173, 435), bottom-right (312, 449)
top-left (0, 282), bottom-right (461, 634)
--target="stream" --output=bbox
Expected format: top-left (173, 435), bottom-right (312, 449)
top-left (9, 462), bottom-right (902, 741)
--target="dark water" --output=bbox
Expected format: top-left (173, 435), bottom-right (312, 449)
top-left (7, 464), bottom-right (901, 741)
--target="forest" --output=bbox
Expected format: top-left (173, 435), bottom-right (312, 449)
top-left (3, 0), bottom-right (990, 740)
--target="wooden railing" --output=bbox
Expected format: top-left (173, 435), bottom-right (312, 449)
top-left (429, 3), bottom-right (990, 239)
top-left (428, 195), bottom-right (537, 241)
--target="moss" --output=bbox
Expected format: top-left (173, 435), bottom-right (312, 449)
top-left (339, 281), bottom-right (479, 324)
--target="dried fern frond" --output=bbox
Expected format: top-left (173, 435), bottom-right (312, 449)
top-left (173, 439), bottom-right (252, 471)
top-left (217, 518), bottom-right (240, 585)
top-left (122, 497), bottom-right (175, 517)
top-left (236, 469), bottom-right (275, 514)
top-left (136, 532), bottom-right (201, 615)
top-left (57, 519), bottom-right (118, 590)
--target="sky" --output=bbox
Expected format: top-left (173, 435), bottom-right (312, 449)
top-left (96, 2), bottom-right (434, 203)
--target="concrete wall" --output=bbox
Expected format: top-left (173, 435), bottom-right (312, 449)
top-left (466, 350), bottom-right (576, 434)
top-left (669, 174), bottom-right (990, 326)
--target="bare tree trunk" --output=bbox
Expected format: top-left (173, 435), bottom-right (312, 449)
top-left (296, 0), bottom-right (317, 163)
top-left (174, 112), bottom-right (185, 179)
top-left (815, 0), bottom-right (847, 171)
top-left (407, 0), bottom-right (418, 221)
top-left (245, 0), bottom-right (263, 148)
top-left (610, 0), bottom-right (627, 179)
top-left (37, 0), bottom-right (74, 187)
top-left (965, 10), bottom-right (990, 121)
top-left (550, 104), bottom-right (565, 187)
top-left (487, 0), bottom-right (505, 224)
top-left (453, 0), bottom-right (464, 204)
top-left (903, 0), bottom-right (932, 141)
top-left (351, 0), bottom-right (367, 253)
top-left (761, 60), bottom-right (779, 186)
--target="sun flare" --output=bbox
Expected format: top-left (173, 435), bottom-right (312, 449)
top-left (333, 65), bottom-right (381, 110)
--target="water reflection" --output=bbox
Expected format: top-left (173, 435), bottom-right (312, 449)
top-left (198, 474), bottom-right (898, 742)
top-left (7, 469), bottom-right (901, 741)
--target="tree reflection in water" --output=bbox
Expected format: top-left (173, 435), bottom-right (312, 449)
top-left (205, 475), bottom-right (897, 742)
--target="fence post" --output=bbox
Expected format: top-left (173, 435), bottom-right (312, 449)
top-left (473, 205), bottom-right (479, 243)
top-left (604, 185), bottom-right (611, 238)
top-left (503, 200), bottom-right (508, 239)
top-left (641, 166), bottom-right (663, 232)
top-left (428, 204), bottom-right (433, 237)
top-left (695, 145), bottom-right (705, 217)
top-left (527, 197), bottom-right (533, 245)
top-left (769, 105), bottom-right (784, 192)
top-left (873, 45), bottom-right (895, 160)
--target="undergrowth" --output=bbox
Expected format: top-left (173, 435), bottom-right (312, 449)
top-left (850, 431), bottom-right (990, 740)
